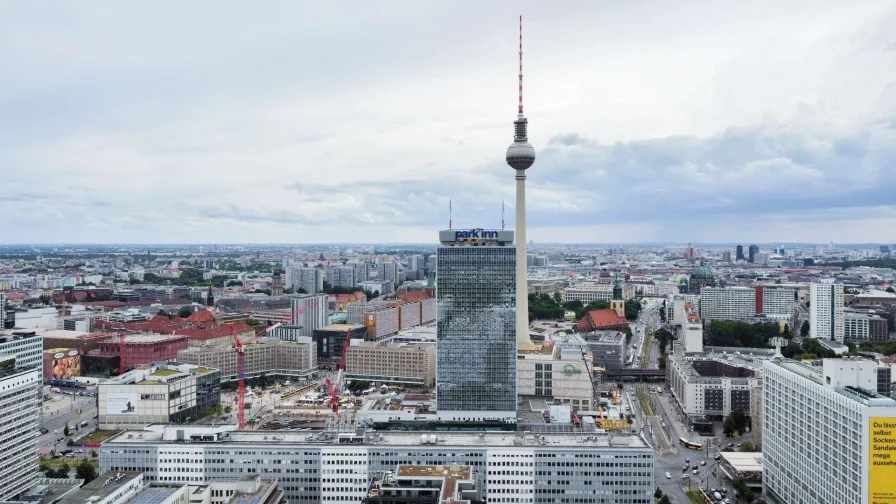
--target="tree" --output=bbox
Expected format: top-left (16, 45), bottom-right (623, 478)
top-left (129, 278), bottom-right (142, 284)
top-left (297, 287), bottom-right (308, 294)
top-left (244, 318), bottom-right (263, 327)
top-left (654, 488), bottom-right (664, 499)
top-left (623, 326), bottom-right (634, 342)
top-left (623, 299), bottom-right (643, 321)
top-left (723, 417), bottom-right (735, 437)
top-left (658, 354), bottom-right (667, 369)
top-left (39, 294), bottom-right (51, 305)
top-left (655, 327), bottom-right (673, 353)
top-left (226, 280), bottom-right (244, 287)
top-left (739, 441), bottom-right (755, 452)
top-left (284, 287), bottom-right (294, 294)
top-left (63, 424), bottom-right (69, 437)
top-left (224, 405), bottom-right (232, 414)
top-left (552, 292), bottom-right (562, 305)
top-left (178, 306), bottom-right (194, 318)
top-left (782, 324), bottom-right (791, 338)
top-left (887, 287), bottom-right (895, 294)
top-left (55, 461), bottom-right (70, 478)
top-left (66, 439), bottom-right (74, 447)
top-left (659, 495), bottom-right (671, 504)
top-left (76, 458), bottom-right (98, 483)
top-left (729, 408), bottom-right (749, 434)
top-left (800, 320), bottom-right (810, 337)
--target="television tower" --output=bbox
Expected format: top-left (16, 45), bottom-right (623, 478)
top-left (506, 15), bottom-right (536, 351)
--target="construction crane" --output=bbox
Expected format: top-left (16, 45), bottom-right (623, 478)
top-left (324, 328), bottom-right (353, 414)
top-left (231, 300), bottom-right (320, 429)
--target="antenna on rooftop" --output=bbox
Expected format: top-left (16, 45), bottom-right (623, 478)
top-left (449, 199), bottom-right (452, 229)
top-left (502, 200), bottom-right (505, 230)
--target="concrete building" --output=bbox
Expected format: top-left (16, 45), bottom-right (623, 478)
top-left (344, 342), bottom-right (436, 387)
top-left (56, 471), bottom-right (144, 504)
top-left (436, 229), bottom-right (517, 422)
top-left (681, 302), bottom-right (703, 354)
top-left (398, 302), bottom-right (421, 330)
top-left (810, 281), bottom-right (845, 342)
top-left (420, 298), bottom-right (436, 325)
top-left (699, 287), bottom-right (756, 321)
top-left (350, 262), bottom-right (370, 284)
top-left (310, 324), bottom-right (368, 366)
top-left (364, 307), bottom-right (400, 339)
top-left (755, 285), bottom-right (796, 316)
top-left (762, 357), bottom-right (896, 504)
top-left (561, 283), bottom-right (612, 304)
top-left (96, 333), bottom-right (190, 371)
top-left (289, 294), bottom-right (328, 337)
top-left (717, 452), bottom-right (763, 491)
top-left (844, 310), bottom-right (890, 344)
top-left (99, 425), bottom-right (655, 504)
top-left (98, 362), bottom-right (221, 429)
top-left (177, 338), bottom-right (316, 382)
top-left (666, 294), bottom-right (701, 326)
top-left (517, 340), bottom-right (594, 412)
top-left (378, 262), bottom-right (399, 284)
top-left (290, 267), bottom-right (323, 295)
top-left (666, 354), bottom-right (761, 420)
top-left (0, 330), bottom-right (43, 371)
top-left (0, 358), bottom-right (41, 501)
top-left (326, 265), bottom-right (355, 289)
top-left (364, 464), bottom-right (483, 504)
top-left (579, 330), bottom-right (626, 372)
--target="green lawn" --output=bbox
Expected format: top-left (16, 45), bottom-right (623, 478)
top-left (79, 430), bottom-right (120, 443)
top-left (686, 490), bottom-right (709, 504)
top-left (39, 457), bottom-right (99, 469)
top-left (151, 369), bottom-right (179, 377)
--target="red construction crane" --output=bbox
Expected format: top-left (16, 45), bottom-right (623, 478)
top-left (231, 300), bottom-right (320, 429)
top-left (324, 328), bottom-right (353, 413)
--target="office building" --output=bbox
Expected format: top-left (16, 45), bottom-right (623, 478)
top-left (748, 244), bottom-right (759, 263)
top-left (310, 324), bottom-right (368, 367)
top-left (517, 340), bottom-right (594, 411)
top-left (350, 262), bottom-right (370, 284)
top-left (667, 354), bottom-right (761, 420)
top-left (735, 245), bottom-right (745, 262)
top-left (0, 330), bottom-right (43, 371)
top-left (436, 229), bottom-right (517, 422)
top-left (844, 310), bottom-right (890, 344)
top-left (579, 330), bottom-right (626, 372)
top-left (364, 464), bottom-right (483, 504)
top-left (177, 338), bottom-right (316, 382)
top-left (289, 294), bottom-right (329, 337)
top-left (364, 306), bottom-right (400, 339)
top-left (699, 287), bottom-right (756, 321)
top-left (326, 265), bottom-right (355, 289)
top-left (0, 357), bottom-right (41, 501)
top-left (762, 357), bottom-right (896, 504)
top-left (270, 272), bottom-right (283, 296)
top-left (378, 262), bottom-right (399, 283)
top-left (344, 342), bottom-right (436, 387)
top-left (100, 425), bottom-right (655, 503)
top-left (755, 285), bottom-right (797, 316)
top-left (0, 293), bottom-right (12, 329)
top-left (98, 362), bottom-right (221, 429)
top-left (810, 281), bottom-right (845, 342)
top-left (561, 283), bottom-right (612, 304)
top-left (57, 472), bottom-right (145, 504)
top-left (97, 333), bottom-right (190, 371)
top-left (681, 302), bottom-right (703, 354)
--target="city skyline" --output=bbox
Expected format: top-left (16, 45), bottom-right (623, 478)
top-left (3, 1), bottom-right (896, 244)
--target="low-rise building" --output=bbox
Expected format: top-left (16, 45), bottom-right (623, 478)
top-left (310, 324), bottom-right (368, 366)
top-left (561, 283), bottom-right (612, 304)
top-left (98, 362), bottom-right (221, 429)
top-left (96, 333), bottom-right (190, 372)
top-left (579, 330), bottom-right (626, 372)
top-left (717, 452), bottom-right (763, 491)
top-left (844, 310), bottom-right (890, 343)
top-left (177, 338), bottom-right (316, 382)
top-left (517, 340), bottom-right (594, 412)
top-left (575, 309), bottom-right (628, 333)
top-left (344, 342), bottom-right (436, 387)
top-left (364, 465), bottom-right (483, 504)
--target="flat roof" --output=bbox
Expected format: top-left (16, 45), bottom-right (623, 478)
top-left (106, 426), bottom-right (650, 449)
top-left (395, 464), bottom-right (473, 502)
top-left (719, 452), bottom-right (763, 472)
top-left (57, 471), bottom-right (142, 504)
top-left (129, 486), bottom-right (182, 504)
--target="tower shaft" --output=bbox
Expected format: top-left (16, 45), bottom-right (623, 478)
top-left (515, 171), bottom-right (534, 350)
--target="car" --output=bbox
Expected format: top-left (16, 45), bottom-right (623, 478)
top-left (714, 454), bottom-right (722, 460)
top-left (692, 465), bottom-right (698, 470)
top-left (665, 472), bottom-right (671, 479)
top-left (736, 442), bottom-right (742, 447)
top-left (700, 461), bottom-right (707, 466)
top-left (682, 474), bottom-right (689, 480)
top-left (727, 442), bottom-right (735, 448)
top-left (692, 469), bottom-right (698, 475)
top-left (685, 458), bottom-right (690, 463)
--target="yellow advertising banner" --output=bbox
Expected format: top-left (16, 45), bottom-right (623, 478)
top-left (870, 417), bottom-right (896, 503)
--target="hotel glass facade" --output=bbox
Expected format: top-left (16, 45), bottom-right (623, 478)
top-left (436, 231), bottom-right (517, 419)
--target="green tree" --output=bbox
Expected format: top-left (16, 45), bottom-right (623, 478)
top-left (623, 299), bottom-right (643, 321)
top-left (226, 280), bottom-right (244, 287)
top-left (658, 354), bottom-right (667, 369)
top-left (178, 306), bottom-right (194, 318)
top-left (729, 408), bottom-right (749, 433)
top-left (129, 278), bottom-right (142, 284)
top-left (224, 405), bottom-right (232, 414)
top-left (66, 439), bottom-right (74, 447)
top-left (39, 294), bottom-right (51, 305)
top-left (723, 417), bottom-right (735, 437)
top-left (38, 458), bottom-right (50, 473)
top-left (623, 326), bottom-right (634, 342)
top-left (739, 441), bottom-right (755, 452)
top-left (887, 287), bottom-right (895, 294)
top-left (55, 461), bottom-right (70, 478)
top-left (244, 318), bottom-right (263, 327)
top-left (659, 495), bottom-right (671, 504)
top-left (63, 424), bottom-right (69, 437)
top-left (297, 287), bottom-right (307, 294)
top-left (552, 292), bottom-right (562, 305)
top-left (654, 488), bottom-right (663, 499)
top-left (655, 328), bottom-right (673, 353)
top-left (800, 320), bottom-right (810, 337)
top-left (284, 287), bottom-right (294, 294)
top-left (707, 320), bottom-right (779, 347)
top-left (76, 458), bottom-right (98, 483)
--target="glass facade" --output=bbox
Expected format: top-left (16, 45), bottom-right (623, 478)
top-left (436, 242), bottom-right (517, 414)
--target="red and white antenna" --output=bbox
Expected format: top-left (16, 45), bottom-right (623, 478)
top-left (518, 15), bottom-right (524, 116)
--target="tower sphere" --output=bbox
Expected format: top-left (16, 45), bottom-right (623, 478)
top-left (506, 141), bottom-right (535, 170)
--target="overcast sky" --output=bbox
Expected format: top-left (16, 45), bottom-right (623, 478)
top-left (2, 1), bottom-right (896, 244)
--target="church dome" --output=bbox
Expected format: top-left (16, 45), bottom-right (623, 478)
top-left (691, 264), bottom-right (714, 280)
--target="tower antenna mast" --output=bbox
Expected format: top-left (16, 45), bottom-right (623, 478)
top-left (449, 199), bottom-right (452, 229)
top-left (502, 200), bottom-right (505, 230)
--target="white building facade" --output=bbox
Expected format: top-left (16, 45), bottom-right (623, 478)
top-left (810, 281), bottom-right (845, 342)
top-left (0, 365), bottom-right (41, 501)
top-left (289, 294), bottom-right (329, 337)
top-left (762, 358), bottom-right (896, 504)
top-left (699, 287), bottom-right (756, 321)
top-left (561, 283), bottom-right (613, 304)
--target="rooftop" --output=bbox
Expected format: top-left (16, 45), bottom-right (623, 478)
top-left (719, 452), bottom-right (763, 473)
top-left (394, 464), bottom-right (474, 503)
top-left (56, 471), bottom-right (141, 504)
top-left (106, 425), bottom-right (651, 449)
top-left (129, 485), bottom-right (182, 504)
top-left (771, 358), bottom-right (896, 407)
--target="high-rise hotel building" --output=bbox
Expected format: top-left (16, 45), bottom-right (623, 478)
top-left (762, 357), bottom-right (896, 504)
top-left (810, 281), bottom-right (844, 342)
top-left (0, 354), bottom-right (42, 500)
top-left (436, 229), bottom-right (517, 422)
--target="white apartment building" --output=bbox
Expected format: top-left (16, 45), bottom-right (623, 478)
top-left (666, 294), bottom-right (700, 326)
top-left (289, 294), bottom-right (329, 337)
top-left (517, 341), bottom-right (594, 412)
top-left (177, 338), bottom-right (316, 381)
top-left (378, 262), bottom-right (399, 283)
top-left (762, 357), bottom-right (896, 504)
top-left (289, 267), bottom-right (323, 294)
top-left (398, 301), bottom-right (421, 329)
top-left (810, 281), bottom-right (845, 342)
top-left (757, 286), bottom-right (797, 316)
top-left (100, 425), bottom-right (655, 504)
top-left (666, 354), bottom-right (761, 419)
top-left (325, 266), bottom-right (355, 288)
top-left (699, 287), bottom-right (756, 321)
top-left (0, 364), bottom-right (41, 501)
top-left (561, 283), bottom-right (612, 304)
top-left (344, 341), bottom-right (436, 386)
top-left (0, 330), bottom-right (43, 370)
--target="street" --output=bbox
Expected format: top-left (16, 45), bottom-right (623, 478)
top-left (39, 388), bottom-right (99, 457)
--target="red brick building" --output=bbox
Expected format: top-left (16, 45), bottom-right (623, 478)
top-left (576, 309), bottom-right (628, 332)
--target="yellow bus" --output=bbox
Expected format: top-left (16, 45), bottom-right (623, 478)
top-left (679, 437), bottom-right (704, 450)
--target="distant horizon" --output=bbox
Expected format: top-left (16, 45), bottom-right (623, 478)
top-left (1, 241), bottom-right (893, 248)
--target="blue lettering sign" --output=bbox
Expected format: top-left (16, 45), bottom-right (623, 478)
top-left (454, 229), bottom-right (500, 241)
